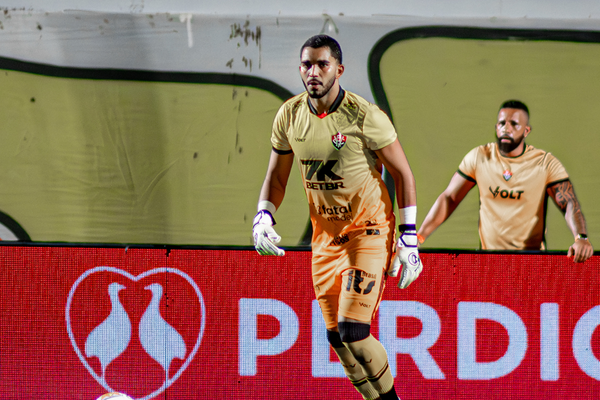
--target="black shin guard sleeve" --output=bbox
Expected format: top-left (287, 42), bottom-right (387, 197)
top-left (326, 329), bottom-right (345, 348)
top-left (338, 321), bottom-right (371, 343)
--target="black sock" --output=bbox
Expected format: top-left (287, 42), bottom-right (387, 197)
top-left (379, 385), bottom-right (398, 400)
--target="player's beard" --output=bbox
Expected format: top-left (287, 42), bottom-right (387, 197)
top-left (496, 135), bottom-right (523, 154)
top-left (304, 76), bottom-right (336, 99)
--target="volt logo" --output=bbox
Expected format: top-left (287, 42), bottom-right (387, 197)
top-left (66, 267), bottom-right (206, 400)
top-left (301, 159), bottom-right (342, 181)
top-left (489, 186), bottom-right (524, 200)
top-left (346, 269), bottom-right (376, 295)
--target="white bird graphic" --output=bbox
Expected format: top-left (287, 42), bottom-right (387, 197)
top-left (139, 283), bottom-right (187, 378)
top-left (85, 282), bottom-right (132, 377)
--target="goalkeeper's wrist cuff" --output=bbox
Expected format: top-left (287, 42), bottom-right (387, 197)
top-left (253, 209), bottom-right (276, 227)
top-left (258, 200), bottom-right (277, 215)
top-left (398, 224), bottom-right (416, 232)
top-left (399, 206), bottom-right (417, 225)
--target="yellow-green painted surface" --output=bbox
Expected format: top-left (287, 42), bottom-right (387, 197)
top-left (381, 38), bottom-right (600, 250)
top-left (3, 37), bottom-right (599, 249)
top-left (0, 70), bottom-right (308, 245)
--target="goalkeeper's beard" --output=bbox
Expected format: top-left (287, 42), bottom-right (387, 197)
top-left (496, 135), bottom-right (522, 154)
top-left (303, 76), bottom-right (336, 99)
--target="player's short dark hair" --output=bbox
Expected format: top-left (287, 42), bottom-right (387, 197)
top-left (499, 100), bottom-right (529, 117)
top-left (300, 35), bottom-right (343, 64)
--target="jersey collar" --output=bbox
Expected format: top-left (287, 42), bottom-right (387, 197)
top-left (498, 141), bottom-right (529, 158)
top-left (307, 87), bottom-right (345, 117)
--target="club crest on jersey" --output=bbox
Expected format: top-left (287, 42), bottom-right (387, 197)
top-left (502, 169), bottom-right (513, 181)
top-left (332, 132), bottom-right (347, 151)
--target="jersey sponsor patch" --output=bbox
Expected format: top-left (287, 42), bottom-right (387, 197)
top-left (315, 202), bottom-right (353, 221)
top-left (331, 131), bottom-right (347, 150)
top-left (301, 159), bottom-right (342, 181)
top-left (346, 269), bottom-right (377, 295)
top-left (301, 159), bottom-right (344, 191)
top-left (306, 181), bottom-right (345, 190)
top-left (489, 186), bottom-right (524, 199)
top-left (328, 230), bottom-right (361, 246)
top-left (330, 233), bottom-right (350, 246)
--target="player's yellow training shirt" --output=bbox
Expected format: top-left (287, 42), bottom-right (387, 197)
top-left (458, 142), bottom-right (569, 250)
top-left (271, 89), bottom-right (397, 256)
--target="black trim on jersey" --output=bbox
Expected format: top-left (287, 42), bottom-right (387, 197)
top-left (546, 178), bottom-right (570, 189)
top-left (272, 147), bottom-right (294, 155)
top-left (306, 87), bottom-right (346, 115)
top-left (499, 141), bottom-right (528, 158)
top-left (457, 169), bottom-right (476, 183)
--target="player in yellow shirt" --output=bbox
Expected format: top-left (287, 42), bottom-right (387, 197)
top-left (253, 35), bottom-right (423, 400)
top-left (418, 100), bottom-right (593, 262)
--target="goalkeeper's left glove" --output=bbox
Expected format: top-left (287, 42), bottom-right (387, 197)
top-left (388, 224), bottom-right (423, 289)
top-left (253, 210), bottom-right (285, 256)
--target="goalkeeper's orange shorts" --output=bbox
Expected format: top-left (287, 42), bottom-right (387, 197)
top-left (312, 232), bottom-right (393, 330)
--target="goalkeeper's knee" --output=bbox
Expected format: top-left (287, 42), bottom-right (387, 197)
top-left (340, 324), bottom-right (395, 395)
top-left (326, 329), bottom-right (345, 348)
top-left (338, 321), bottom-right (371, 344)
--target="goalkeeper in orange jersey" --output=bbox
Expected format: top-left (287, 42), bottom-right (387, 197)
top-left (253, 34), bottom-right (422, 400)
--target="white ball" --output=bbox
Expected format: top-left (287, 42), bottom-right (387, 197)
top-left (95, 393), bottom-right (134, 400)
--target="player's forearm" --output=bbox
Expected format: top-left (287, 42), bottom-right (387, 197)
top-left (418, 194), bottom-right (458, 241)
top-left (565, 201), bottom-right (588, 238)
top-left (258, 180), bottom-right (286, 211)
top-left (257, 150), bottom-right (294, 211)
top-left (375, 139), bottom-right (416, 208)
top-left (394, 170), bottom-right (417, 209)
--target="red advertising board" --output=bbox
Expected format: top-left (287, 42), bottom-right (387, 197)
top-left (0, 246), bottom-right (598, 399)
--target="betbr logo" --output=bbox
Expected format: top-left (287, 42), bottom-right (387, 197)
top-left (301, 159), bottom-right (344, 190)
top-left (301, 159), bottom-right (342, 181)
top-left (66, 267), bottom-right (206, 400)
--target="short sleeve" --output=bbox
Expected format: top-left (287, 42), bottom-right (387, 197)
top-left (545, 153), bottom-right (569, 184)
top-left (271, 105), bottom-right (292, 152)
top-left (458, 147), bottom-right (480, 182)
top-left (362, 106), bottom-right (397, 151)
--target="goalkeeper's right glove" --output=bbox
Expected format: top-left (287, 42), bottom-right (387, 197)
top-left (253, 210), bottom-right (285, 256)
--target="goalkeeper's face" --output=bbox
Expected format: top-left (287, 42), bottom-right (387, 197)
top-left (495, 108), bottom-right (531, 155)
top-left (299, 46), bottom-right (344, 99)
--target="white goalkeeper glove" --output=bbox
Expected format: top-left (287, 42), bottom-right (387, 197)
top-left (388, 224), bottom-right (423, 289)
top-left (253, 210), bottom-right (285, 256)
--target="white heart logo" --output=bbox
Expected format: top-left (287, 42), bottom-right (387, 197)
top-left (66, 266), bottom-right (206, 400)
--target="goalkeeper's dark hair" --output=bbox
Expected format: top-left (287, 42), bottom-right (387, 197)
top-left (499, 100), bottom-right (529, 117)
top-left (301, 35), bottom-right (343, 64)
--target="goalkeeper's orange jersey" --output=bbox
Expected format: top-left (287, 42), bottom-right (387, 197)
top-left (458, 142), bottom-right (569, 250)
top-left (271, 89), bottom-right (397, 256)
